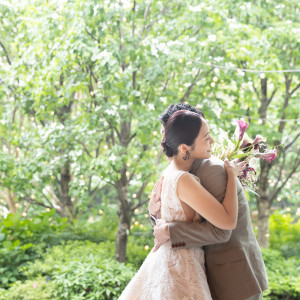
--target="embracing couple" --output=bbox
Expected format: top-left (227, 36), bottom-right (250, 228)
top-left (119, 104), bottom-right (268, 300)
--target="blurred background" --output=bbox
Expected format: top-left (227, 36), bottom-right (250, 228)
top-left (0, 0), bottom-right (299, 299)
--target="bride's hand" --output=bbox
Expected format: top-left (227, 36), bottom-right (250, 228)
top-left (224, 158), bottom-right (246, 177)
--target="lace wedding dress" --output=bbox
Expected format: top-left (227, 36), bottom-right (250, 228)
top-left (119, 169), bottom-right (212, 300)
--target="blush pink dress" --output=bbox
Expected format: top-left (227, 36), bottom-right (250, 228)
top-left (119, 169), bottom-right (212, 300)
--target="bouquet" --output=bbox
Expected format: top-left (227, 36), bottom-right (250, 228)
top-left (212, 119), bottom-right (278, 197)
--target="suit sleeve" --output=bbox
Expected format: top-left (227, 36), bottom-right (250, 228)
top-left (169, 221), bottom-right (231, 248)
top-left (168, 160), bottom-right (232, 249)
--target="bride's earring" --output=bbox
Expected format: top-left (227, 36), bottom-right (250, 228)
top-left (183, 151), bottom-right (190, 160)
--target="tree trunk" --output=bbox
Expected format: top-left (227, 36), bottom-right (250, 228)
top-left (115, 184), bottom-right (131, 263)
top-left (2, 189), bottom-right (17, 214)
top-left (58, 161), bottom-right (74, 218)
top-left (256, 159), bottom-right (271, 247)
top-left (114, 118), bottom-right (132, 262)
top-left (258, 78), bottom-right (268, 124)
top-left (255, 74), bottom-right (298, 248)
top-left (116, 205), bottom-right (130, 263)
top-left (257, 199), bottom-right (271, 248)
top-left (256, 77), bottom-right (273, 247)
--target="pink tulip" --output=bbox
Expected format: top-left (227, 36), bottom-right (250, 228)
top-left (237, 120), bottom-right (248, 140)
top-left (255, 149), bottom-right (278, 163)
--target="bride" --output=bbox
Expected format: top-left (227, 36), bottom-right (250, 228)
top-left (119, 110), bottom-right (245, 300)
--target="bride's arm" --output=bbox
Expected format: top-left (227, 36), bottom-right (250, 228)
top-left (177, 160), bottom-right (243, 230)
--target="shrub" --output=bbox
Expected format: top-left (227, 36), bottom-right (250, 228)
top-left (0, 239), bottom-right (38, 288)
top-left (21, 240), bottom-right (135, 299)
top-left (269, 212), bottom-right (300, 258)
top-left (0, 288), bottom-right (8, 300)
top-left (1, 277), bottom-right (55, 300)
top-left (52, 258), bottom-right (134, 300)
top-left (262, 248), bottom-right (300, 300)
top-left (126, 226), bottom-right (154, 268)
top-left (21, 240), bottom-right (115, 278)
top-left (67, 207), bottom-right (118, 243)
top-left (0, 210), bottom-right (67, 288)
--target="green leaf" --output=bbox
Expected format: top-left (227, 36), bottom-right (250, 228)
top-left (3, 241), bottom-right (12, 250)
top-left (0, 233), bottom-right (5, 241)
top-left (231, 153), bottom-right (252, 159)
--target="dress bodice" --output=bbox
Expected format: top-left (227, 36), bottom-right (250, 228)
top-left (161, 168), bottom-right (201, 223)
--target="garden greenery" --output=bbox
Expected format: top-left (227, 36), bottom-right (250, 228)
top-left (1, 210), bottom-right (300, 299)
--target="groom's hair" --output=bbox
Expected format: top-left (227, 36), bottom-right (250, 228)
top-left (159, 103), bottom-right (205, 126)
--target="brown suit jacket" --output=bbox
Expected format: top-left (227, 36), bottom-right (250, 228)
top-left (167, 157), bottom-right (268, 300)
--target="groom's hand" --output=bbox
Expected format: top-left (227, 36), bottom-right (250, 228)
top-left (153, 219), bottom-right (170, 252)
top-left (148, 176), bottom-right (163, 218)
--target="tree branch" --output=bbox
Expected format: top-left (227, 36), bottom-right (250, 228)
top-left (139, 3), bottom-right (152, 37)
top-left (88, 176), bottom-right (92, 194)
top-left (90, 181), bottom-right (106, 196)
top-left (277, 75), bottom-right (292, 136)
top-left (128, 169), bottom-right (136, 182)
top-left (269, 152), bottom-right (300, 201)
top-left (78, 141), bottom-right (93, 158)
top-left (289, 82), bottom-right (300, 96)
top-left (285, 132), bottom-right (300, 151)
top-left (114, 126), bottom-right (120, 142)
top-left (267, 87), bottom-right (278, 106)
top-left (180, 68), bottom-right (212, 102)
top-left (85, 28), bottom-right (100, 43)
top-left (24, 197), bottom-right (53, 209)
top-left (253, 84), bottom-right (260, 101)
top-left (145, 90), bottom-right (150, 103)
top-left (0, 40), bottom-right (12, 65)
top-left (162, 72), bottom-right (172, 92)
top-left (89, 65), bottom-right (98, 85)
top-left (119, 3), bottom-right (126, 71)
top-left (55, 174), bottom-right (61, 185)
top-left (132, 199), bottom-right (149, 212)
top-left (129, 132), bottom-right (137, 143)
top-left (95, 139), bottom-right (102, 158)
top-left (142, 6), bottom-right (169, 39)
top-left (131, 1), bottom-right (136, 37)
top-left (104, 120), bottom-right (116, 147)
top-left (271, 151), bottom-right (286, 194)
top-left (173, 25), bottom-right (193, 40)
top-left (131, 175), bottom-right (152, 210)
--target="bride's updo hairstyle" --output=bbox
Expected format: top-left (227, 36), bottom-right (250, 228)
top-left (161, 110), bottom-right (202, 157)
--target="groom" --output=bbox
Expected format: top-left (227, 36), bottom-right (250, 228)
top-left (149, 103), bottom-right (268, 300)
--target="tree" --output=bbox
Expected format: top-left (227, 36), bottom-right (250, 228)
top-left (206, 0), bottom-right (300, 247)
top-left (0, 0), bottom-right (299, 260)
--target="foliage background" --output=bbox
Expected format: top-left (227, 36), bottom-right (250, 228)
top-left (0, 0), bottom-right (299, 299)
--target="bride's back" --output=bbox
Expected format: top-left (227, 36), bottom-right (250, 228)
top-left (161, 167), bottom-right (199, 223)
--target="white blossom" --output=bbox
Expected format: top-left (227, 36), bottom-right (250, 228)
top-left (148, 104), bottom-right (155, 110)
top-left (208, 35), bottom-right (216, 42)
top-left (109, 154), bottom-right (116, 161)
